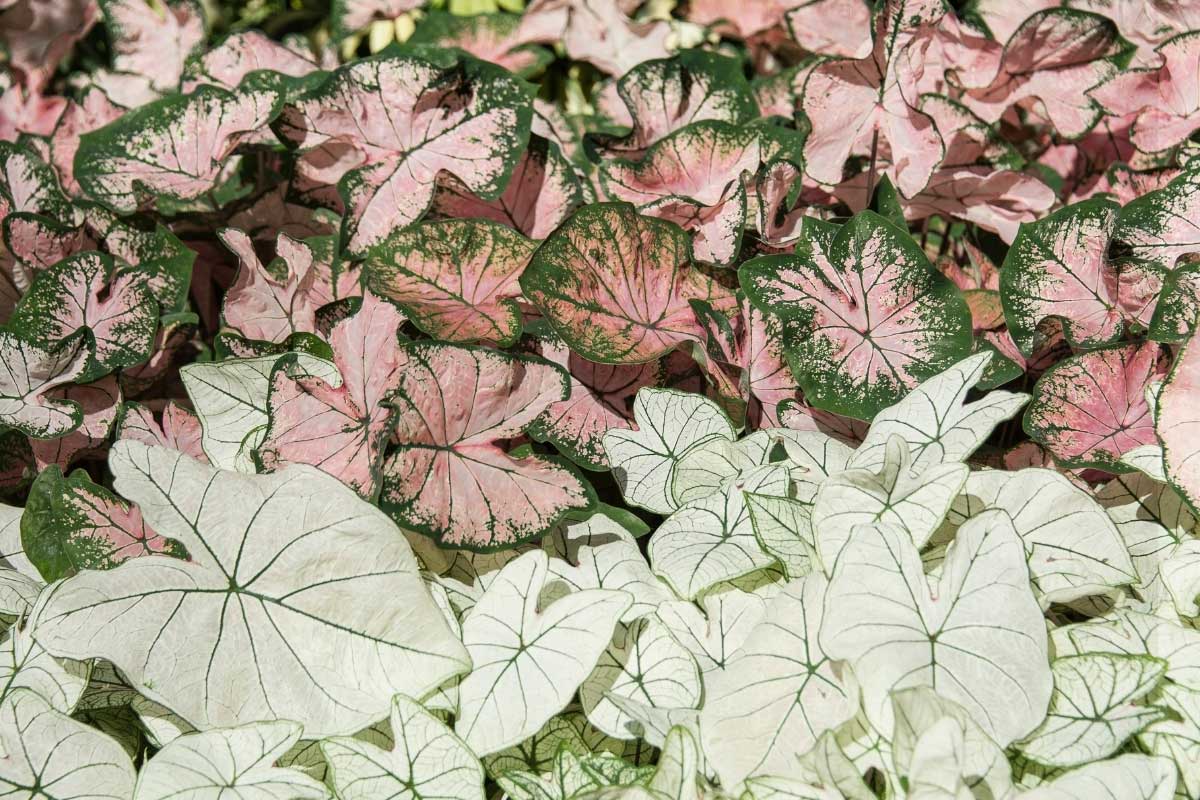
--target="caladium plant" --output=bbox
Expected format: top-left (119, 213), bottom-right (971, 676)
top-left (1, 0), bottom-right (1200, 796)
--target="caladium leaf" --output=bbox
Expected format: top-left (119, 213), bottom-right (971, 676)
top-left (135, 721), bottom-right (328, 800)
top-left (322, 693), bottom-right (484, 800)
top-left (28, 375), bottom-right (120, 472)
top-left (21, 465), bottom-right (186, 582)
top-left (800, 0), bottom-right (945, 197)
top-left (959, 9), bottom-right (1122, 138)
top-left (741, 212), bottom-right (973, 420)
top-left (847, 351), bottom-right (1030, 472)
top-left (1017, 654), bottom-right (1167, 768)
top-left (1158, 333), bottom-right (1200, 511)
top-left (181, 352), bottom-right (339, 472)
top-left (0, 140), bottom-right (74, 224)
top-left (277, 52), bottom-right (532, 255)
top-left (6, 251), bottom-right (158, 382)
top-left (812, 435), bottom-right (968, 567)
top-left (258, 293), bottom-right (405, 499)
top-left (744, 492), bottom-right (817, 579)
top-left (455, 550), bottom-right (631, 756)
top-left (521, 202), bottom-right (734, 364)
top-left (590, 50), bottom-right (760, 160)
top-left (185, 30), bottom-right (324, 92)
top-left (951, 469), bottom-right (1137, 605)
top-left (432, 137), bottom-right (583, 241)
top-left (822, 510), bottom-right (1052, 746)
top-left (580, 615), bottom-right (702, 741)
top-left (648, 465), bottom-right (788, 599)
top-left (541, 508), bottom-right (674, 624)
top-left (1139, 684), bottom-right (1200, 798)
top-left (785, 0), bottom-right (873, 58)
top-left (410, 12), bottom-right (550, 76)
top-left (1057, 608), bottom-right (1200, 690)
top-left (363, 218), bottom-right (534, 346)
top-left (600, 121), bottom-right (759, 266)
top-left (381, 342), bottom-right (592, 549)
top-left (0, 593), bottom-right (90, 714)
top-left (93, 0), bottom-right (205, 107)
top-left (0, 333), bottom-right (86, 438)
top-left (75, 78), bottom-right (283, 213)
top-left (528, 339), bottom-right (662, 472)
top-left (701, 572), bottom-right (859, 787)
top-left (0, 688), bottom-right (135, 798)
top-left (1025, 342), bottom-right (1168, 470)
top-left (219, 228), bottom-right (320, 345)
top-left (515, 0), bottom-right (672, 77)
top-left (654, 585), bottom-right (767, 674)
top-left (1089, 32), bottom-right (1200, 154)
top-left (32, 441), bottom-right (470, 737)
top-left (1017, 754), bottom-right (1177, 800)
top-left (116, 401), bottom-right (207, 464)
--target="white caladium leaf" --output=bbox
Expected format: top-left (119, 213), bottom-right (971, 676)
top-left (951, 468), bottom-right (1136, 605)
top-left (648, 465), bottom-right (789, 600)
top-left (6, 251), bottom-right (158, 382)
top-left (812, 435), bottom-right (968, 568)
top-left (277, 52), bottom-right (532, 255)
top-left (1056, 609), bottom-right (1200, 690)
top-left (1098, 471), bottom-right (1198, 608)
top-left (0, 688), bottom-right (136, 797)
top-left (580, 615), bottom-right (702, 741)
top-left (1161, 540), bottom-right (1200, 618)
top-left (380, 342), bottom-right (592, 549)
top-left (1157, 333), bottom-right (1200, 511)
top-left (362, 218), bottom-right (535, 347)
top-left (521, 202), bottom-right (735, 365)
top-left (134, 721), bottom-right (329, 800)
top-left (1121, 444), bottom-right (1169, 482)
top-left (542, 507), bottom-right (675, 623)
top-left (702, 572), bottom-right (859, 787)
top-left (0, 333), bottom-right (87, 438)
top-left (848, 351), bottom-right (1030, 472)
top-left (181, 352), bottom-right (339, 472)
top-left (1139, 684), bottom-right (1200, 799)
top-left (32, 441), bottom-right (469, 737)
top-left (1016, 754), bottom-right (1176, 800)
top-left (741, 213), bottom-right (973, 420)
top-left (322, 694), bottom-right (484, 800)
top-left (455, 550), bottom-right (631, 756)
top-left (0, 599), bottom-right (90, 714)
top-left (654, 586), bottom-right (767, 674)
top-left (604, 388), bottom-right (735, 515)
top-left (822, 510), bottom-right (1052, 746)
top-left (75, 78), bottom-right (282, 212)
top-left (257, 293), bottom-right (405, 499)
top-left (744, 492), bottom-right (816, 580)
top-left (890, 688), bottom-right (1013, 800)
top-left (1016, 654), bottom-right (1167, 769)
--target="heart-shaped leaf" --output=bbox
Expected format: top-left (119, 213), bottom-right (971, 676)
top-left (0, 333), bottom-right (86, 438)
top-left (1158, 333), bottom-right (1200, 510)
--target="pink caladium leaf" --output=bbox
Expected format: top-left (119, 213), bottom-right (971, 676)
top-left (21, 464), bottom-right (185, 582)
top-left (257, 293), bottom-right (405, 499)
top-left (526, 338), bottom-right (663, 471)
top-left (515, 0), bottom-right (671, 76)
top-left (1001, 198), bottom-right (1151, 355)
top-left (433, 137), bottom-right (583, 240)
top-left (801, 0), bottom-right (946, 197)
top-left (362, 218), bottom-right (534, 347)
top-left (91, 0), bottom-right (206, 107)
top-left (750, 160), bottom-right (836, 248)
top-left (1151, 265), bottom-right (1200, 344)
top-left (184, 30), bottom-right (323, 92)
top-left (1025, 341), bottom-right (1169, 470)
top-left (589, 51), bottom-right (761, 160)
top-left (785, 0), bottom-right (873, 58)
top-left (74, 76), bottom-right (284, 213)
top-left (219, 228), bottom-right (320, 345)
top-left (0, 0), bottom-right (99, 93)
top-left (6, 251), bottom-right (158, 382)
top-left (958, 9), bottom-right (1123, 138)
top-left (600, 121), bottom-right (760, 265)
top-left (520, 202), bottom-right (736, 364)
top-left (0, 333), bottom-right (87, 438)
top-left (380, 341), bottom-right (594, 549)
top-left (115, 400), bottom-right (207, 463)
top-left (1089, 32), bottom-right (1200, 154)
top-left (48, 88), bottom-right (125, 196)
top-left (409, 12), bottom-right (551, 76)
top-left (226, 184), bottom-right (339, 244)
top-left (899, 166), bottom-right (1056, 244)
top-left (740, 212), bottom-right (973, 420)
top-left (277, 52), bottom-right (533, 255)
top-left (29, 375), bottom-right (120, 471)
top-left (0, 80), bottom-right (66, 141)
top-left (1158, 332), bottom-right (1200, 511)
top-left (330, 0), bottom-right (422, 38)
top-left (686, 0), bottom-right (794, 40)
top-left (0, 141), bottom-right (74, 225)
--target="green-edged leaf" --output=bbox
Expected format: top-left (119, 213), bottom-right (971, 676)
top-left (0, 599), bottom-right (90, 714)
top-left (1017, 754), bottom-right (1176, 800)
top-left (741, 213), bottom-right (973, 420)
top-left (744, 492), bottom-right (816, 580)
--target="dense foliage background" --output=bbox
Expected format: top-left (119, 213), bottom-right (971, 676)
top-left (2, 0), bottom-right (1200, 798)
